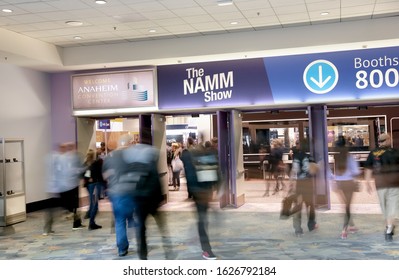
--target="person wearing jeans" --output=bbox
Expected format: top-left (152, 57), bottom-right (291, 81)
top-left (83, 149), bottom-right (103, 230)
top-left (102, 135), bottom-right (137, 257)
top-left (86, 182), bottom-right (102, 230)
top-left (108, 194), bottom-right (136, 256)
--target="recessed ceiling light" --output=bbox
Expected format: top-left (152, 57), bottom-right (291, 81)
top-left (218, 0), bottom-right (233, 6)
top-left (95, 0), bottom-right (107, 4)
top-left (74, 36), bottom-right (82, 40)
top-left (2, 8), bottom-right (13, 13)
top-left (65, 21), bottom-right (83, 26)
top-left (149, 29), bottom-right (156, 33)
top-left (230, 21), bottom-right (238, 25)
top-left (320, 12), bottom-right (329, 16)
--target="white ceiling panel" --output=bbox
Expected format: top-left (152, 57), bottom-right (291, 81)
top-left (0, 0), bottom-right (397, 48)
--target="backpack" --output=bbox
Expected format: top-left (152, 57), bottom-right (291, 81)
top-left (193, 150), bottom-right (220, 183)
top-left (292, 151), bottom-right (314, 179)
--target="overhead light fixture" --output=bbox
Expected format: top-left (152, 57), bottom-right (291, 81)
top-left (320, 12), bottom-right (329, 16)
top-left (65, 21), bottom-right (83, 26)
top-left (218, 0), bottom-right (233, 6)
top-left (149, 29), bottom-right (156, 33)
top-left (2, 8), bottom-right (13, 13)
top-left (95, 0), bottom-right (107, 4)
top-left (73, 36), bottom-right (82, 40)
top-left (230, 21), bottom-right (238, 25)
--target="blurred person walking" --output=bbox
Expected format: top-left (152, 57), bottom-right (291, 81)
top-left (289, 139), bottom-right (318, 237)
top-left (364, 133), bottom-right (399, 242)
top-left (181, 137), bottom-right (220, 260)
top-left (124, 138), bottom-right (174, 260)
top-left (59, 142), bottom-right (85, 230)
top-left (82, 149), bottom-right (103, 230)
top-left (43, 143), bottom-right (66, 235)
top-left (269, 139), bottom-right (286, 195)
top-left (103, 134), bottom-right (173, 259)
top-left (332, 136), bottom-right (361, 239)
top-left (43, 142), bottom-right (85, 234)
top-left (102, 134), bottom-right (137, 257)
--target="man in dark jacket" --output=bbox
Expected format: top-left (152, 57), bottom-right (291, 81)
top-left (289, 139), bottom-right (318, 236)
top-left (181, 137), bottom-right (219, 260)
top-left (364, 133), bottom-right (399, 241)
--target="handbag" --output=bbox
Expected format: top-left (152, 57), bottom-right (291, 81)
top-left (280, 193), bottom-right (298, 219)
top-left (171, 156), bottom-right (184, 172)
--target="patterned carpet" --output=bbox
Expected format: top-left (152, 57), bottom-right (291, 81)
top-left (1, 205), bottom-right (399, 260)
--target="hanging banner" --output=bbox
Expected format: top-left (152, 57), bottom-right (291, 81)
top-left (157, 46), bottom-right (399, 110)
top-left (157, 58), bottom-right (273, 110)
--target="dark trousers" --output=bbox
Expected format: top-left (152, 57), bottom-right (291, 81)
top-left (293, 178), bottom-right (316, 233)
top-left (135, 198), bottom-right (173, 260)
top-left (192, 190), bottom-right (213, 252)
top-left (59, 186), bottom-right (82, 227)
top-left (87, 182), bottom-right (101, 226)
top-left (172, 171), bottom-right (180, 189)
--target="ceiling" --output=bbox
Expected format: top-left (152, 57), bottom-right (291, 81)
top-left (1, 0), bottom-right (399, 48)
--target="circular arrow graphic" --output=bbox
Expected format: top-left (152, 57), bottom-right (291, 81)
top-left (303, 59), bottom-right (339, 94)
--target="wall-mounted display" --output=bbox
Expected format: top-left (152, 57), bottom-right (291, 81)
top-left (0, 138), bottom-right (26, 226)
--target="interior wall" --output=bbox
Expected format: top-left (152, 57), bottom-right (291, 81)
top-left (50, 72), bottom-right (77, 148)
top-left (0, 64), bottom-right (52, 203)
top-left (166, 114), bottom-right (212, 144)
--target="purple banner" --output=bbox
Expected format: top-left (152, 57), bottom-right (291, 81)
top-left (157, 59), bottom-right (273, 110)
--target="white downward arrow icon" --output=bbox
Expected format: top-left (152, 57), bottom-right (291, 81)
top-left (304, 59), bottom-right (338, 94)
top-left (310, 65), bottom-right (331, 88)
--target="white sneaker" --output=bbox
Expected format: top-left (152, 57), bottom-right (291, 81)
top-left (202, 251), bottom-right (217, 260)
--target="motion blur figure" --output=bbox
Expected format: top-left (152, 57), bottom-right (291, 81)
top-left (269, 139), bottom-right (285, 195)
top-left (103, 134), bottom-right (173, 259)
top-left (181, 137), bottom-right (220, 260)
top-left (102, 134), bottom-right (137, 257)
top-left (43, 143), bottom-right (66, 235)
top-left (332, 136), bottom-right (361, 239)
top-left (124, 139), bottom-right (174, 260)
top-left (289, 139), bottom-right (318, 237)
top-left (364, 133), bottom-right (399, 242)
top-left (60, 142), bottom-right (86, 230)
top-left (43, 142), bottom-right (85, 235)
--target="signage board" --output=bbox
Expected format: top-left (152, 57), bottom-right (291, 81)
top-left (158, 46), bottom-right (399, 110)
top-left (72, 69), bottom-right (156, 111)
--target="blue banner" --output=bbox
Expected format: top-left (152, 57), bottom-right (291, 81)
top-left (157, 46), bottom-right (399, 110)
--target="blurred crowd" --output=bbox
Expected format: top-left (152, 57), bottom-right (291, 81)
top-left (44, 135), bottom-right (222, 260)
top-left (42, 131), bottom-right (399, 260)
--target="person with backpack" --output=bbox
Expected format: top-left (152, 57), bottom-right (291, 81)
top-left (181, 137), bottom-right (220, 260)
top-left (289, 139), bottom-right (318, 237)
top-left (102, 134), bottom-right (172, 258)
top-left (364, 133), bottom-right (399, 242)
